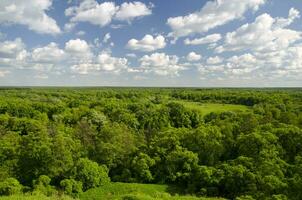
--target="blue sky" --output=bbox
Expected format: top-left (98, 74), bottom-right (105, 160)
top-left (0, 0), bottom-right (301, 86)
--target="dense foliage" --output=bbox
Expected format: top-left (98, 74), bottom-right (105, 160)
top-left (0, 88), bottom-right (301, 199)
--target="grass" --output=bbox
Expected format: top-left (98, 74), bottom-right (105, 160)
top-left (172, 100), bottom-right (250, 116)
top-left (0, 182), bottom-right (225, 200)
top-left (80, 182), bottom-right (225, 200)
top-left (0, 183), bottom-right (224, 200)
top-left (0, 194), bottom-right (73, 200)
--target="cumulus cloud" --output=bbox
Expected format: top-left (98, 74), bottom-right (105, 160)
top-left (0, 0), bottom-right (61, 35)
top-left (275, 8), bottom-right (300, 28)
top-left (32, 43), bottom-right (65, 63)
top-left (103, 33), bottom-right (111, 43)
top-left (206, 56), bottom-right (223, 65)
top-left (0, 70), bottom-right (10, 77)
top-left (76, 31), bottom-right (86, 36)
top-left (216, 9), bottom-right (301, 53)
top-left (167, 0), bottom-right (266, 38)
top-left (139, 53), bottom-right (185, 76)
top-left (198, 53), bottom-right (259, 78)
top-left (65, 39), bottom-right (91, 56)
top-left (199, 42), bottom-right (302, 80)
top-left (126, 35), bottom-right (166, 52)
top-left (65, 0), bottom-right (152, 28)
top-left (187, 52), bottom-right (201, 62)
top-left (0, 37), bottom-right (132, 76)
top-left (0, 38), bottom-right (28, 68)
top-left (0, 38), bottom-right (25, 58)
top-left (115, 1), bottom-right (152, 21)
top-left (224, 54), bottom-right (258, 75)
top-left (70, 52), bottom-right (128, 74)
top-left (96, 52), bottom-right (128, 72)
top-left (184, 34), bottom-right (222, 45)
top-left (65, 1), bottom-right (117, 27)
top-left (70, 63), bottom-right (94, 75)
top-left (126, 53), bottom-right (137, 58)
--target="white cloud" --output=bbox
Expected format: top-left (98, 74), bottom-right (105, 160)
top-left (216, 9), bottom-right (302, 53)
top-left (115, 1), bottom-right (152, 21)
top-left (126, 53), bottom-right (137, 58)
top-left (70, 52), bottom-right (128, 74)
top-left (0, 38), bottom-right (28, 68)
top-left (0, 38), bottom-right (25, 58)
top-left (139, 53), bottom-right (185, 76)
top-left (167, 0), bottom-right (265, 38)
top-left (65, 39), bottom-right (94, 74)
top-left (96, 52), bottom-right (128, 72)
top-left (184, 34), bottom-right (222, 45)
top-left (110, 24), bottom-right (126, 29)
top-left (32, 43), bottom-right (65, 63)
top-left (103, 33), bottom-right (111, 43)
top-left (126, 34), bottom-right (166, 52)
top-left (64, 23), bottom-right (76, 32)
top-left (187, 52), bottom-right (201, 62)
top-left (0, 70), bottom-right (10, 77)
top-left (206, 56), bottom-right (223, 64)
top-left (65, 39), bottom-right (91, 54)
top-left (275, 8), bottom-right (300, 29)
top-left (0, 0), bottom-right (61, 35)
top-left (65, 1), bottom-right (117, 27)
top-left (65, 0), bottom-right (152, 28)
top-left (0, 37), bottom-right (132, 76)
top-left (76, 31), bottom-right (86, 36)
top-left (198, 42), bottom-right (302, 80)
top-left (34, 74), bottom-right (48, 79)
top-left (198, 53), bottom-right (259, 77)
top-left (224, 54), bottom-right (258, 75)
top-left (70, 63), bottom-right (94, 75)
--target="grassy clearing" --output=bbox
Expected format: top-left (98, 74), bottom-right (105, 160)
top-left (80, 182), bottom-right (224, 200)
top-left (0, 194), bottom-right (73, 200)
top-left (0, 183), bottom-right (224, 200)
top-left (173, 100), bottom-right (250, 116)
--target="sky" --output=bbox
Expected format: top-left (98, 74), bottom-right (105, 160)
top-left (0, 0), bottom-right (302, 87)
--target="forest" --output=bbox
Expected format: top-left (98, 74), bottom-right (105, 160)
top-left (0, 88), bottom-right (301, 200)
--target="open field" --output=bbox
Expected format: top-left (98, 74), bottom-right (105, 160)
top-left (172, 100), bottom-right (250, 116)
top-left (80, 182), bottom-right (224, 200)
top-left (0, 183), bottom-right (224, 200)
top-left (0, 194), bottom-right (73, 200)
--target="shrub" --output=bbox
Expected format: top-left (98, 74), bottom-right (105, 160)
top-left (33, 175), bottom-right (56, 196)
top-left (73, 158), bottom-right (110, 190)
top-left (60, 178), bottom-right (83, 197)
top-left (0, 178), bottom-right (23, 195)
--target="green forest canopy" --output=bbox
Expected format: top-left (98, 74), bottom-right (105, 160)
top-left (0, 88), bottom-right (301, 200)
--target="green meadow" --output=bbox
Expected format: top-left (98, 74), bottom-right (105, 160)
top-left (172, 100), bottom-right (250, 116)
top-left (80, 182), bottom-right (225, 200)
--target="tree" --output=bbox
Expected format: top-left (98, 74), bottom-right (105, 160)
top-left (73, 158), bottom-right (110, 191)
top-left (130, 153), bottom-right (155, 183)
top-left (32, 175), bottom-right (56, 196)
top-left (167, 102), bottom-right (192, 128)
top-left (60, 178), bottom-right (82, 197)
top-left (182, 126), bottom-right (224, 165)
top-left (0, 178), bottom-right (23, 196)
top-left (165, 147), bottom-right (199, 186)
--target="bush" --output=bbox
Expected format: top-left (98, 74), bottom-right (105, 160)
top-left (73, 158), bottom-right (110, 190)
top-left (0, 178), bottom-right (23, 195)
top-left (60, 178), bottom-right (83, 197)
top-left (33, 175), bottom-right (56, 196)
